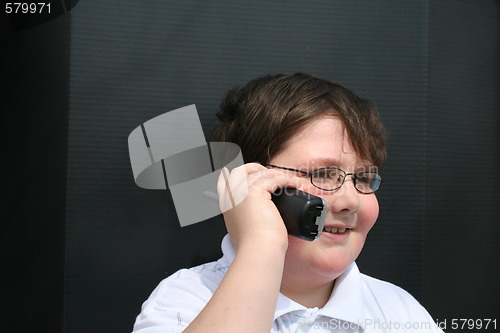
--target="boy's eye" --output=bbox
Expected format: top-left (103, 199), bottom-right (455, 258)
top-left (312, 169), bottom-right (329, 179)
top-left (354, 172), bottom-right (382, 193)
top-left (312, 169), bottom-right (343, 181)
top-left (356, 172), bottom-right (371, 183)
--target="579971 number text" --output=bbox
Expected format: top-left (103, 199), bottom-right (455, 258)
top-left (5, 2), bottom-right (51, 14)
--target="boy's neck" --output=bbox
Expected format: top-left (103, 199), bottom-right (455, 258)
top-left (279, 279), bottom-right (335, 309)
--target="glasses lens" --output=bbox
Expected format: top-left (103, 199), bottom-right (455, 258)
top-left (311, 168), bottom-right (344, 190)
top-left (354, 172), bottom-right (381, 193)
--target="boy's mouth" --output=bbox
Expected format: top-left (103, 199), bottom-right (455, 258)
top-left (323, 226), bottom-right (350, 234)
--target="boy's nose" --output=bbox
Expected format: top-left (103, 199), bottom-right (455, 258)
top-left (326, 177), bottom-right (360, 214)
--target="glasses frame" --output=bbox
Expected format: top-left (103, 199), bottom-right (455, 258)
top-left (265, 164), bottom-right (382, 194)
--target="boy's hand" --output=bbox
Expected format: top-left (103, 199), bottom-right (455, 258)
top-left (217, 163), bottom-right (302, 252)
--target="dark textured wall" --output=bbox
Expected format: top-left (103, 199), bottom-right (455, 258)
top-left (424, 0), bottom-right (500, 322)
top-left (1, 1), bottom-right (498, 332)
top-left (66, 1), bottom-right (430, 331)
top-left (0, 10), bottom-right (70, 333)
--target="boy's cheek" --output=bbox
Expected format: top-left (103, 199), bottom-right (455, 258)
top-left (359, 195), bottom-right (379, 230)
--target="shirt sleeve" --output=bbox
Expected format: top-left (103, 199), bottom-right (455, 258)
top-left (132, 269), bottom-right (215, 333)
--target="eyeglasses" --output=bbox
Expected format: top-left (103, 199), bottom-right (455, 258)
top-left (265, 164), bottom-right (382, 194)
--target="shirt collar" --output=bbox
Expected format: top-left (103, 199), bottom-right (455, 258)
top-left (317, 262), bottom-right (366, 327)
top-left (220, 234), bottom-right (236, 265)
top-left (220, 234), bottom-right (367, 328)
top-left (273, 263), bottom-right (366, 326)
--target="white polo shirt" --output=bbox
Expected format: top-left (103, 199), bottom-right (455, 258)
top-left (133, 235), bottom-right (443, 333)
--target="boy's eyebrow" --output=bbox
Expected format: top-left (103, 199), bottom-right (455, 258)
top-left (302, 158), bottom-right (342, 169)
top-left (301, 157), bottom-right (376, 170)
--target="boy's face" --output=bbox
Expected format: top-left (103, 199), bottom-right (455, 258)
top-left (270, 116), bottom-right (379, 286)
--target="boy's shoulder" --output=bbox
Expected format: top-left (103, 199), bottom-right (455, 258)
top-left (160, 257), bottom-right (229, 292)
top-left (359, 272), bottom-right (437, 326)
top-left (137, 259), bottom-right (227, 316)
top-left (360, 272), bottom-right (416, 301)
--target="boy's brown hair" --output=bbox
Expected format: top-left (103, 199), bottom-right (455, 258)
top-left (211, 73), bottom-right (387, 168)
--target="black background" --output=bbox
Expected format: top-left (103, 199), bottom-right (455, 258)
top-left (1, 1), bottom-right (499, 332)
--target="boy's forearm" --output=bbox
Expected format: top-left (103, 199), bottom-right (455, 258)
top-left (183, 244), bottom-right (286, 332)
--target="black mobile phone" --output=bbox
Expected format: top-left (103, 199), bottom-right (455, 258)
top-left (271, 188), bottom-right (326, 241)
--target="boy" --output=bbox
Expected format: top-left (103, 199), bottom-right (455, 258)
top-left (133, 73), bottom-right (442, 332)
